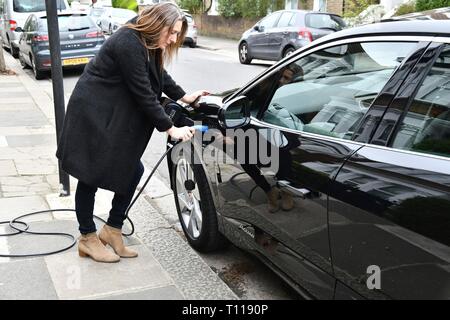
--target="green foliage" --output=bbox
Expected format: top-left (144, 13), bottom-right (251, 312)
top-left (343, 0), bottom-right (380, 18)
top-left (218, 0), bottom-right (280, 18)
top-left (394, 2), bottom-right (416, 16)
top-left (177, 0), bottom-right (203, 14)
top-left (112, 0), bottom-right (138, 12)
top-left (217, 0), bottom-right (242, 18)
top-left (238, 0), bottom-right (272, 18)
top-left (416, 0), bottom-right (450, 11)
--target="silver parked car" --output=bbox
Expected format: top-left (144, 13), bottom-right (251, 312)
top-left (0, 0), bottom-right (70, 58)
top-left (184, 12), bottom-right (197, 48)
top-left (97, 7), bottom-right (136, 35)
top-left (16, 12), bottom-right (105, 79)
top-left (238, 9), bottom-right (345, 64)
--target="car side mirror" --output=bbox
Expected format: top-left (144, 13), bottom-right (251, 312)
top-left (253, 25), bottom-right (259, 31)
top-left (219, 96), bottom-right (250, 129)
top-left (14, 27), bottom-right (24, 33)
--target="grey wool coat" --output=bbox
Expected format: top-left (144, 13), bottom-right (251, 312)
top-left (56, 27), bottom-right (185, 194)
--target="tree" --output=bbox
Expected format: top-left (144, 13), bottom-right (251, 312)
top-left (416, 0), bottom-right (450, 11)
top-left (0, 47), bottom-right (6, 73)
top-left (177, 0), bottom-right (203, 14)
top-left (112, 0), bottom-right (138, 12)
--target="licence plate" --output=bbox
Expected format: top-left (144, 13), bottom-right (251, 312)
top-left (63, 57), bottom-right (90, 66)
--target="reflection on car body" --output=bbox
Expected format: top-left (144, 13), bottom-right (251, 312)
top-left (167, 20), bottom-right (450, 299)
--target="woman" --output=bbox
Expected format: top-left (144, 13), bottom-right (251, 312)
top-left (56, 3), bottom-right (208, 263)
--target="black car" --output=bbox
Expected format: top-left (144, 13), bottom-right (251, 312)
top-left (168, 20), bottom-right (450, 299)
top-left (238, 9), bottom-right (345, 64)
top-left (15, 12), bottom-right (105, 79)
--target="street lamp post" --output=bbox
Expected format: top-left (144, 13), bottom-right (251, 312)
top-left (45, 0), bottom-right (71, 196)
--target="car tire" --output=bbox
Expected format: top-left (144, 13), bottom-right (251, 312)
top-left (19, 54), bottom-right (28, 69)
top-left (172, 149), bottom-right (228, 252)
top-left (31, 55), bottom-right (45, 80)
top-left (239, 42), bottom-right (252, 64)
top-left (283, 46), bottom-right (295, 59)
top-left (189, 41), bottom-right (196, 48)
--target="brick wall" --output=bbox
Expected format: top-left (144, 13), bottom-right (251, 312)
top-left (193, 14), bottom-right (260, 40)
top-left (297, 0), bottom-right (344, 15)
top-left (327, 0), bottom-right (344, 15)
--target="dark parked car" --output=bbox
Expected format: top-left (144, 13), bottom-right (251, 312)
top-left (168, 20), bottom-right (450, 299)
top-left (16, 12), bottom-right (105, 79)
top-left (238, 9), bottom-right (345, 64)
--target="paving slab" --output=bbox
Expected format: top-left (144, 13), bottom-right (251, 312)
top-left (95, 285), bottom-right (184, 300)
top-left (0, 160), bottom-right (17, 176)
top-left (14, 158), bottom-right (58, 175)
top-left (45, 244), bottom-right (173, 299)
top-left (6, 134), bottom-right (56, 147)
top-left (0, 258), bottom-right (59, 299)
top-left (0, 110), bottom-right (49, 127)
top-left (0, 195), bottom-right (52, 222)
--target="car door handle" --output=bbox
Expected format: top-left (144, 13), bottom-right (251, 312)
top-left (277, 180), bottom-right (311, 199)
top-left (283, 31), bottom-right (289, 35)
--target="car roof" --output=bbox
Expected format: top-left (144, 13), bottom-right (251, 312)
top-left (315, 20), bottom-right (450, 45)
top-left (274, 9), bottom-right (342, 17)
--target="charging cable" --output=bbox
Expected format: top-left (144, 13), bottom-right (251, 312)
top-left (0, 125), bottom-right (208, 258)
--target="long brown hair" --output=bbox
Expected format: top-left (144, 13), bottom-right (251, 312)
top-left (124, 2), bottom-right (187, 68)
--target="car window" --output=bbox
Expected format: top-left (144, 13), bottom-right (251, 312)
top-left (112, 9), bottom-right (136, 19)
top-left (390, 44), bottom-right (450, 158)
top-left (259, 12), bottom-right (281, 30)
top-left (13, 0), bottom-right (66, 13)
top-left (23, 15), bottom-right (32, 32)
top-left (185, 15), bottom-right (193, 24)
top-left (276, 12), bottom-right (294, 28)
top-left (251, 41), bottom-right (418, 140)
top-left (39, 14), bottom-right (96, 32)
top-left (306, 14), bottom-right (345, 31)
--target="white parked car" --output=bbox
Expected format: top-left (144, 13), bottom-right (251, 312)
top-left (97, 7), bottom-right (136, 34)
top-left (184, 13), bottom-right (197, 48)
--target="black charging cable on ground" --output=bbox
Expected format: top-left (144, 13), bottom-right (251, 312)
top-left (0, 141), bottom-right (178, 258)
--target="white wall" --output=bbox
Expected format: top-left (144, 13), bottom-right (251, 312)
top-left (380, 0), bottom-right (404, 11)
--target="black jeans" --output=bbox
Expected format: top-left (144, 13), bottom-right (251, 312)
top-left (75, 161), bottom-right (145, 234)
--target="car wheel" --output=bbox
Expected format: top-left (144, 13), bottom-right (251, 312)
top-left (283, 46), bottom-right (295, 59)
top-left (172, 150), bottom-right (228, 252)
top-left (19, 53), bottom-right (28, 69)
top-left (239, 42), bottom-right (252, 64)
top-left (189, 41), bottom-right (196, 48)
top-left (31, 55), bottom-right (45, 80)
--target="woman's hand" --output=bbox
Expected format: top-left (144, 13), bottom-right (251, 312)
top-left (167, 126), bottom-right (196, 142)
top-left (181, 90), bottom-right (210, 107)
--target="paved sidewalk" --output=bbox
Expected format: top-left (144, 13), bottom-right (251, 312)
top-left (0, 49), bottom-right (237, 300)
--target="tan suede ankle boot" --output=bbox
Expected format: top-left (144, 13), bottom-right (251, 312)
top-left (280, 189), bottom-right (294, 211)
top-left (267, 186), bottom-right (280, 213)
top-left (99, 225), bottom-right (138, 258)
top-left (78, 232), bottom-right (120, 263)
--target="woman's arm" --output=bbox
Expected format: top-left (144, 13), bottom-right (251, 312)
top-left (114, 34), bottom-right (173, 132)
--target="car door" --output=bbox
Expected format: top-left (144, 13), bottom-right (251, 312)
top-left (268, 11), bottom-right (295, 59)
top-left (215, 37), bottom-right (425, 299)
top-left (248, 12), bottom-right (281, 60)
top-left (329, 42), bottom-right (450, 300)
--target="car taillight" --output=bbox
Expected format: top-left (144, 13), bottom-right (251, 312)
top-left (298, 28), bottom-right (313, 42)
top-left (33, 34), bottom-right (49, 41)
top-left (86, 31), bottom-right (102, 38)
top-left (10, 20), bottom-right (17, 31)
